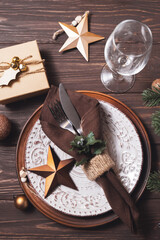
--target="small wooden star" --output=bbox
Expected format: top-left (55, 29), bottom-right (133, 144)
top-left (59, 14), bottom-right (104, 61)
top-left (28, 146), bottom-right (77, 198)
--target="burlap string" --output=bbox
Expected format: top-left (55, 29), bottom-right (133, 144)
top-left (82, 153), bottom-right (115, 181)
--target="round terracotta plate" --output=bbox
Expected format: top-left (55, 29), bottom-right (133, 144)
top-left (16, 91), bottom-right (151, 228)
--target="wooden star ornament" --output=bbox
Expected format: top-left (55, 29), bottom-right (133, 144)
top-left (28, 146), bottom-right (77, 198)
top-left (59, 14), bottom-right (105, 61)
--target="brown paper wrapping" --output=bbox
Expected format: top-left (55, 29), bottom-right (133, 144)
top-left (0, 40), bottom-right (50, 104)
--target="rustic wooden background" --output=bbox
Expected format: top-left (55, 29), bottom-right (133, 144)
top-left (0, 0), bottom-right (160, 239)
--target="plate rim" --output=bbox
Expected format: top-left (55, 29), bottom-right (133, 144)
top-left (16, 90), bottom-right (151, 228)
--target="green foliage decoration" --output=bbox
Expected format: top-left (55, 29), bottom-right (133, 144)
top-left (142, 87), bottom-right (160, 107)
top-left (70, 132), bottom-right (106, 166)
top-left (142, 86), bottom-right (160, 192)
top-left (146, 171), bottom-right (160, 192)
top-left (152, 110), bottom-right (160, 136)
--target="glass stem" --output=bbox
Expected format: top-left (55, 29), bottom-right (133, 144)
top-left (112, 71), bottom-right (124, 81)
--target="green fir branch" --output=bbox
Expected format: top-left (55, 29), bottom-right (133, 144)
top-left (75, 158), bottom-right (88, 167)
top-left (146, 171), bottom-right (160, 192)
top-left (152, 110), bottom-right (160, 135)
top-left (142, 87), bottom-right (160, 107)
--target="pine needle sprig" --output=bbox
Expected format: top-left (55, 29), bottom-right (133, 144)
top-left (142, 87), bottom-right (160, 107)
top-left (152, 110), bottom-right (160, 135)
top-left (146, 171), bottom-right (160, 192)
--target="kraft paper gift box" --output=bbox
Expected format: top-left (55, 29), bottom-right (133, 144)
top-left (0, 40), bottom-right (50, 104)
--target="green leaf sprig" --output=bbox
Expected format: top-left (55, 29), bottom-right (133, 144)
top-left (70, 132), bottom-right (106, 166)
top-left (142, 87), bottom-right (160, 107)
top-left (142, 86), bottom-right (160, 193)
top-left (146, 171), bottom-right (160, 192)
top-left (142, 86), bottom-right (160, 135)
top-left (152, 110), bottom-right (160, 135)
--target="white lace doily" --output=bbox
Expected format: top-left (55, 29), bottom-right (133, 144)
top-left (25, 101), bottom-right (143, 217)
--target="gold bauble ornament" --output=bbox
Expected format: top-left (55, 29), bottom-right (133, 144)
top-left (14, 194), bottom-right (29, 210)
top-left (19, 63), bottom-right (27, 72)
top-left (10, 62), bottom-right (19, 70)
top-left (152, 79), bottom-right (160, 92)
top-left (12, 56), bottom-right (20, 63)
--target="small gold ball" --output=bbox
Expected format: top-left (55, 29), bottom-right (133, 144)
top-left (12, 56), bottom-right (20, 63)
top-left (14, 194), bottom-right (29, 210)
top-left (10, 62), bottom-right (19, 70)
top-left (19, 63), bottom-right (27, 72)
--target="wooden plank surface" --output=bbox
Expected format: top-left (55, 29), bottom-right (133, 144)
top-left (0, 0), bottom-right (160, 239)
top-left (0, 199), bottom-right (159, 240)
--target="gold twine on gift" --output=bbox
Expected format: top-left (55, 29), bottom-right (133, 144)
top-left (0, 55), bottom-right (45, 75)
top-left (19, 55), bottom-right (45, 65)
top-left (82, 152), bottom-right (115, 181)
top-left (52, 10), bottom-right (90, 40)
top-left (0, 62), bottom-right (10, 72)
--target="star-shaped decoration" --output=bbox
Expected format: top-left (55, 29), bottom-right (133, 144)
top-left (59, 14), bottom-right (104, 61)
top-left (28, 146), bottom-right (77, 198)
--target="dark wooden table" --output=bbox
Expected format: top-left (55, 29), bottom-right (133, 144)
top-left (0, 0), bottom-right (160, 239)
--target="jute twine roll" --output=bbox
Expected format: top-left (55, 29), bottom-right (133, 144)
top-left (82, 153), bottom-right (115, 181)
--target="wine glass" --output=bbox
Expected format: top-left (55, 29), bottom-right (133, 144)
top-left (101, 19), bottom-right (153, 93)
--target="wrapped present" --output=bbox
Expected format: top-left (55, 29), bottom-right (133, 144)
top-left (0, 40), bottom-right (50, 104)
